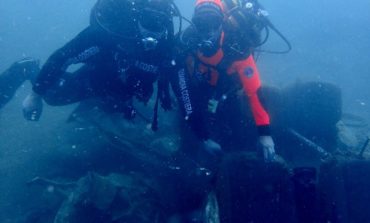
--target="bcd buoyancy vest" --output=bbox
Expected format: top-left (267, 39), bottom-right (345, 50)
top-left (190, 29), bottom-right (270, 126)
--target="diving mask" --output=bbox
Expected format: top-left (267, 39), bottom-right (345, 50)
top-left (138, 7), bottom-right (169, 51)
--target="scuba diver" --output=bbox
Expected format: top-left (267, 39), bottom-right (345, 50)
top-left (0, 58), bottom-right (40, 109)
top-left (172, 0), bottom-right (281, 162)
top-left (22, 0), bottom-right (177, 125)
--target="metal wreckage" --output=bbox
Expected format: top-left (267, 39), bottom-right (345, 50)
top-left (24, 81), bottom-right (370, 223)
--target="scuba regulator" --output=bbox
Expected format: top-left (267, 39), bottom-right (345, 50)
top-left (137, 0), bottom-right (187, 51)
top-left (223, 0), bottom-right (292, 54)
top-left (197, 26), bottom-right (223, 56)
top-left (180, 0), bottom-right (291, 55)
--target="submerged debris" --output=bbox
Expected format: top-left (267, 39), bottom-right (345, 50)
top-left (29, 172), bottom-right (165, 223)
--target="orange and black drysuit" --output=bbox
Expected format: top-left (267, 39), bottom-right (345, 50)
top-left (172, 23), bottom-right (271, 140)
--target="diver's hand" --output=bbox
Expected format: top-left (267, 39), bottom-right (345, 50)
top-left (22, 92), bottom-right (43, 121)
top-left (202, 139), bottom-right (222, 156)
top-left (259, 135), bottom-right (276, 162)
top-left (207, 99), bottom-right (219, 114)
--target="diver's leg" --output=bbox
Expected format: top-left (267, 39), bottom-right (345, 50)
top-left (43, 65), bottom-right (96, 106)
top-left (0, 58), bottom-right (40, 108)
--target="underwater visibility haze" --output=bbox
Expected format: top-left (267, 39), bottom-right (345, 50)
top-left (0, 0), bottom-right (370, 222)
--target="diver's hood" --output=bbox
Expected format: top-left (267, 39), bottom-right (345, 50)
top-left (91, 0), bottom-right (173, 41)
top-left (90, 0), bottom-right (140, 39)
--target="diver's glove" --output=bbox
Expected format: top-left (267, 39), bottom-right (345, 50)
top-left (259, 135), bottom-right (276, 162)
top-left (22, 92), bottom-right (43, 121)
top-left (202, 139), bottom-right (222, 156)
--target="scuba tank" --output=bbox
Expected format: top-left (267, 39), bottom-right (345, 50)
top-left (223, 0), bottom-right (267, 47)
top-left (222, 0), bottom-right (292, 53)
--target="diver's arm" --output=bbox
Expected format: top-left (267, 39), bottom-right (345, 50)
top-left (171, 67), bottom-right (223, 154)
top-left (0, 58), bottom-right (40, 108)
top-left (32, 26), bottom-right (101, 96)
top-left (231, 55), bottom-right (271, 134)
top-left (23, 26), bottom-right (102, 121)
top-left (169, 62), bottom-right (210, 141)
top-left (231, 55), bottom-right (276, 161)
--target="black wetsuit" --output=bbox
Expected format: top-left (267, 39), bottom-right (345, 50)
top-left (33, 25), bottom-right (173, 112)
top-left (0, 58), bottom-right (39, 109)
